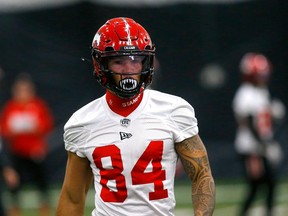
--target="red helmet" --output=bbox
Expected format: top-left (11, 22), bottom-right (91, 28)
top-left (240, 52), bottom-right (272, 84)
top-left (91, 17), bottom-right (155, 98)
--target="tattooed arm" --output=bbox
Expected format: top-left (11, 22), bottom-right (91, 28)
top-left (175, 134), bottom-right (215, 216)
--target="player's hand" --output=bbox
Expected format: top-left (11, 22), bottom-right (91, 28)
top-left (3, 166), bottom-right (19, 188)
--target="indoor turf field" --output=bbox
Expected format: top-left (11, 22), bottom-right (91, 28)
top-left (3, 178), bottom-right (288, 216)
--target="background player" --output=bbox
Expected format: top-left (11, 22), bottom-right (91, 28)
top-left (1, 73), bottom-right (54, 216)
top-left (232, 52), bottom-right (285, 216)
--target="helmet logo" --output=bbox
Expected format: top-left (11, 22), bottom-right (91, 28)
top-left (93, 33), bottom-right (101, 47)
top-left (119, 78), bottom-right (138, 91)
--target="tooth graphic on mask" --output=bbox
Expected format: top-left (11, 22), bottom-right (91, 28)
top-left (119, 78), bottom-right (137, 90)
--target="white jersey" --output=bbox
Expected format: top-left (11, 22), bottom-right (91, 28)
top-left (64, 89), bottom-right (198, 216)
top-left (232, 83), bottom-right (272, 155)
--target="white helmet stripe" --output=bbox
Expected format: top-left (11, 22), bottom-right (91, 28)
top-left (122, 18), bottom-right (132, 45)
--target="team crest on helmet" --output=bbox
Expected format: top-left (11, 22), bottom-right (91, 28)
top-left (93, 33), bottom-right (101, 47)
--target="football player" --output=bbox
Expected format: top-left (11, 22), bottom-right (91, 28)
top-left (56, 17), bottom-right (215, 216)
top-left (232, 52), bottom-right (285, 216)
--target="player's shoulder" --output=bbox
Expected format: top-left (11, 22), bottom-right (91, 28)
top-left (147, 89), bottom-right (189, 105)
top-left (147, 89), bottom-right (179, 98)
top-left (234, 83), bottom-right (263, 102)
top-left (145, 89), bottom-right (194, 117)
top-left (1, 100), bottom-right (14, 109)
top-left (32, 97), bottom-right (50, 107)
top-left (238, 83), bottom-right (260, 94)
top-left (75, 96), bottom-right (103, 116)
top-left (2, 99), bottom-right (22, 112)
top-left (64, 96), bottom-right (104, 128)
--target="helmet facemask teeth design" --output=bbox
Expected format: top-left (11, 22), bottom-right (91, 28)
top-left (119, 77), bottom-right (138, 91)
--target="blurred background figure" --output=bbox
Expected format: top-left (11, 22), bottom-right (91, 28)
top-left (0, 73), bottom-right (54, 216)
top-left (232, 52), bottom-right (286, 216)
top-left (0, 137), bottom-right (19, 216)
top-left (0, 67), bottom-right (19, 216)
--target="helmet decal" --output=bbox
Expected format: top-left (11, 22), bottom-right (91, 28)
top-left (123, 18), bottom-right (132, 45)
top-left (93, 33), bottom-right (101, 47)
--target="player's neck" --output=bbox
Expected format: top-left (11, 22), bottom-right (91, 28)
top-left (105, 90), bottom-right (144, 117)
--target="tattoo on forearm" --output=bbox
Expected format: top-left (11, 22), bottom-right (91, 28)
top-left (175, 136), bottom-right (215, 216)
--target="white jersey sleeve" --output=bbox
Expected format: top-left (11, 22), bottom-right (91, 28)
top-left (63, 115), bottom-right (89, 158)
top-left (169, 96), bottom-right (199, 143)
top-left (63, 97), bottom-right (105, 158)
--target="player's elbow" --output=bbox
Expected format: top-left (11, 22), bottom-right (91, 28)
top-left (60, 185), bottom-right (86, 205)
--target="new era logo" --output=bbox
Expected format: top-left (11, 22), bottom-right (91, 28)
top-left (120, 132), bottom-right (132, 140)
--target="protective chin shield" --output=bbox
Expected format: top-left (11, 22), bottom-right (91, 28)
top-left (91, 17), bottom-right (155, 99)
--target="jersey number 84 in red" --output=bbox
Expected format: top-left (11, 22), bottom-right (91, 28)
top-left (92, 140), bottom-right (168, 202)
